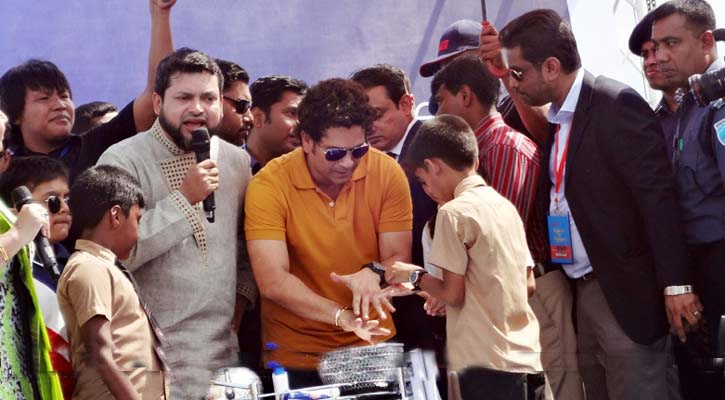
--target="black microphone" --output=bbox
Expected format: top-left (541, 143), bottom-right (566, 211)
top-left (190, 128), bottom-right (215, 223)
top-left (11, 186), bottom-right (61, 283)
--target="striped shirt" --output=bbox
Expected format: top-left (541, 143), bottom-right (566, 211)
top-left (474, 113), bottom-right (548, 262)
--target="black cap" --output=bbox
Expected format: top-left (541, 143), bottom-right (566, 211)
top-left (628, 11), bottom-right (655, 55)
top-left (420, 19), bottom-right (480, 77)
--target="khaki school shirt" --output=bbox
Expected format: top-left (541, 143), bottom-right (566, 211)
top-left (57, 240), bottom-right (164, 399)
top-left (428, 175), bottom-right (542, 373)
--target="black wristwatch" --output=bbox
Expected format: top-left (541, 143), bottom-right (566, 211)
top-left (410, 269), bottom-right (428, 291)
top-left (361, 262), bottom-right (386, 286)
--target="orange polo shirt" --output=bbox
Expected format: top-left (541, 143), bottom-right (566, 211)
top-left (245, 147), bottom-right (412, 369)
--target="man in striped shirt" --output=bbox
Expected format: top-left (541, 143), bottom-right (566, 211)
top-left (431, 54), bottom-right (584, 400)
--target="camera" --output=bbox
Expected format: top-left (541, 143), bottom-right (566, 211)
top-left (688, 28), bottom-right (725, 106)
top-left (689, 66), bottom-right (725, 106)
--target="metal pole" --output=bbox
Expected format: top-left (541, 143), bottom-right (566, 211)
top-left (481, 0), bottom-right (487, 21)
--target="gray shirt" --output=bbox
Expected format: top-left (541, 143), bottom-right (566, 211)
top-left (98, 121), bottom-right (256, 398)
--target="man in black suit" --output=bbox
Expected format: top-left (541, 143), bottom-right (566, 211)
top-left (495, 9), bottom-right (702, 400)
top-left (350, 64), bottom-right (444, 388)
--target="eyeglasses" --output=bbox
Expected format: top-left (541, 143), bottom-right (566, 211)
top-left (223, 96), bottom-right (252, 114)
top-left (43, 195), bottom-right (70, 214)
top-left (321, 142), bottom-right (370, 162)
top-left (509, 68), bottom-right (524, 82)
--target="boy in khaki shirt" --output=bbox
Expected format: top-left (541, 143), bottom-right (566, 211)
top-left (57, 165), bottom-right (166, 399)
top-left (385, 115), bottom-right (543, 400)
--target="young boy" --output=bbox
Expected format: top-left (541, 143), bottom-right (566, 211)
top-left (57, 165), bottom-right (167, 399)
top-left (0, 156), bottom-right (75, 397)
top-left (385, 115), bottom-right (543, 400)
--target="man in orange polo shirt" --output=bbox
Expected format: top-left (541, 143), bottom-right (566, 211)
top-left (245, 78), bottom-right (413, 388)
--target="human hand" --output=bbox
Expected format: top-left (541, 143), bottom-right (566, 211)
top-left (479, 21), bottom-right (509, 78)
top-left (384, 261), bottom-right (419, 285)
top-left (338, 309), bottom-right (391, 343)
top-left (418, 291), bottom-right (446, 317)
top-left (331, 268), bottom-right (391, 321)
top-left (14, 203), bottom-right (49, 246)
top-left (179, 159), bottom-right (219, 205)
top-left (665, 293), bottom-right (703, 342)
top-left (150, 0), bottom-right (176, 13)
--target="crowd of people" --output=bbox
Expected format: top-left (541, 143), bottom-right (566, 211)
top-left (0, 0), bottom-right (723, 399)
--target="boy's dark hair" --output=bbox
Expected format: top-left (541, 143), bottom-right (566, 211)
top-left (652, 0), bottom-right (716, 34)
top-left (0, 60), bottom-right (73, 145)
top-left (404, 114), bottom-right (478, 172)
top-left (296, 78), bottom-right (376, 142)
top-left (0, 156), bottom-right (69, 205)
top-left (499, 9), bottom-right (581, 74)
top-left (154, 47), bottom-right (223, 99)
top-left (69, 165), bottom-right (145, 234)
top-left (350, 64), bottom-right (411, 105)
top-left (215, 59), bottom-right (250, 91)
top-left (72, 101), bottom-right (118, 133)
top-left (431, 55), bottom-right (500, 109)
top-left (250, 75), bottom-right (308, 120)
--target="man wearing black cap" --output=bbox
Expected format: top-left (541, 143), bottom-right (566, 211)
top-left (650, 1), bottom-right (725, 397)
top-left (628, 10), bottom-right (680, 144)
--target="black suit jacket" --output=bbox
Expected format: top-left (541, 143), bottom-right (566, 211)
top-left (398, 120), bottom-right (438, 266)
top-left (542, 72), bottom-right (691, 345)
top-left (391, 120), bottom-right (445, 353)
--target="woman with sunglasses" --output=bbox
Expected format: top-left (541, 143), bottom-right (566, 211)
top-left (0, 155), bottom-right (75, 398)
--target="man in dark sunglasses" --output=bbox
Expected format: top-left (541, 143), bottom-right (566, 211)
top-left (216, 59), bottom-right (254, 146)
top-left (245, 78), bottom-right (413, 388)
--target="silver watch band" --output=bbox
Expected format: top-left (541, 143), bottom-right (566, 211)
top-left (664, 285), bottom-right (694, 296)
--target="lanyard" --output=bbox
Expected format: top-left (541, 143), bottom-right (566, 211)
top-left (553, 124), bottom-right (570, 212)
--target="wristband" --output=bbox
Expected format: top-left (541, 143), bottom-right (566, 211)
top-left (664, 285), bottom-right (694, 296)
top-left (0, 245), bottom-right (8, 264)
top-left (361, 262), bottom-right (386, 285)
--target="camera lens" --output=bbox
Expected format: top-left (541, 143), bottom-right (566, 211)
top-left (690, 66), bottom-right (725, 106)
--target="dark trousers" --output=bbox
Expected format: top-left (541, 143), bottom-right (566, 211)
top-left (457, 367), bottom-right (546, 400)
top-left (676, 240), bottom-right (725, 400)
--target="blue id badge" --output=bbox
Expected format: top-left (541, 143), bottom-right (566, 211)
top-left (547, 214), bottom-right (573, 264)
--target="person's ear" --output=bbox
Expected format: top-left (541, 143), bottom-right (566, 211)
top-left (152, 92), bottom-right (163, 117)
top-left (700, 30), bottom-right (715, 52)
top-left (541, 57), bottom-right (562, 82)
top-left (398, 93), bottom-right (415, 119)
top-left (109, 205), bottom-right (123, 229)
top-left (251, 107), bottom-right (265, 128)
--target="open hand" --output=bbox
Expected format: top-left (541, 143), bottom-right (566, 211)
top-left (338, 309), bottom-right (391, 343)
top-left (331, 269), bottom-right (392, 321)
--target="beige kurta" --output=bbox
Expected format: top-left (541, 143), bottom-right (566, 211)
top-left (98, 121), bottom-right (256, 398)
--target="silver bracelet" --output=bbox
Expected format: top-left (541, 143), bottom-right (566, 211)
top-left (664, 285), bottom-right (694, 296)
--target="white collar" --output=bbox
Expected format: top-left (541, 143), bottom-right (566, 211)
top-left (547, 68), bottom-right (585, 124)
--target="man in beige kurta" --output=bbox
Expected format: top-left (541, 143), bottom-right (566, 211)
top-left (98, 120), bottom-right (256, 398)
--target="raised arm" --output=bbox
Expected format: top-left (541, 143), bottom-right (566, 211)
top-left (132, 0), bottom-right (176, 131)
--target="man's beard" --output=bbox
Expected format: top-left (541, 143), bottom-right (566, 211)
top-left (158, 110), bottom-right (219, 151)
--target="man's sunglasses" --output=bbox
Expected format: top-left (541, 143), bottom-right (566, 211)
top-left (322, 143), bottom-right (370, 162)
top-left (223, 96), bottom-right (252, 114)
top-left (44, 195), bottom-right (70, 214)
top-left (509, 68), bottom-right (524, 82)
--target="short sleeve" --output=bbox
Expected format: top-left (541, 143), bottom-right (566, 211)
top-left (62, 263), bottom-right (113, 327)
top-left (427, 209), bottom-right (467, 276)
top-left (378, 162), bottom-right (413, 233)
top-left (244, 173), bottom-right (288, 241)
